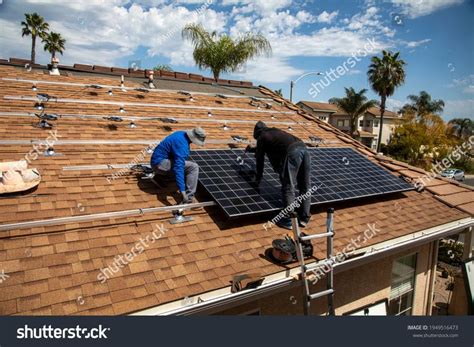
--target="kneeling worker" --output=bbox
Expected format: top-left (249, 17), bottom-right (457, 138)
top-left (150, 127), bottom-right (206, 204)
top-left (247, 121), bottom-right (311, 230)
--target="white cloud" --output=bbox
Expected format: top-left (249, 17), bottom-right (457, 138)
top-left (315, 10), bottom-right (338, 23)
top-left (234, 56), bottom-right (304, 83)
top-left (448, 75), bottom-right (474, 94)
top-left (404, 38), bottom-right (431, 48)
top-left (222, 0), bottom-right (292, 15)
top-left (391, 0), bottom-right (464, 19)
top-left (386, 98), bottom-right (405, 112)
top-left (443, 99), bottom-right (474, 119)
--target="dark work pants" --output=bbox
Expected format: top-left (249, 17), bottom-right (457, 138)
top-left (280, 145), bottom-right (311, 223)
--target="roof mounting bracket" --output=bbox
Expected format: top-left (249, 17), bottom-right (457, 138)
top-left (170, 209), bottom-right (193, 224)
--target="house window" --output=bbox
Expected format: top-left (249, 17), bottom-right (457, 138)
top-left (337, 120), bottom-right (345, 127)
top-left (388, 253), bottom-right (417, 316)
top-left (344, 120), bottom-right (350, 127)
top-left (365, 120), bottom-right (372, 127)
top-left (374, 120), bottom-right (379, 127)
top-left (318, 116), bottom-right (327, 121)
top-left (359, 120), bottom-right (364, 127)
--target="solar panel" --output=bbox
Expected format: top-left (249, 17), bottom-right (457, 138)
top-left (190, 147), bottom-right (413, 218)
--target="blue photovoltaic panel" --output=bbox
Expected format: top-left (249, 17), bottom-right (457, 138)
top-left (190, 147), bottom-right (413, 218)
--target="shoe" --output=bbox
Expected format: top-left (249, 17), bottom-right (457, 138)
top-left (276, 219), bottom-right (293, 230)
top-left (298, 220), bottom-right (309, 228)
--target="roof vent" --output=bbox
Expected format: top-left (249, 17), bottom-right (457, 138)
top-left (178, 91), bottom-right (194, 101)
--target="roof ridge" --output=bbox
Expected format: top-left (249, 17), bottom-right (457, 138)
top-left (1, 57), bottom-right (254, 88)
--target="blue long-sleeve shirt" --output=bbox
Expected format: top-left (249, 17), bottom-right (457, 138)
top-left (150, 131), bottom-right (190, 192)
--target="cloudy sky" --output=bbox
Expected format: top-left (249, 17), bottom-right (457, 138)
top-left (0, 0), bottom-right (472, 120)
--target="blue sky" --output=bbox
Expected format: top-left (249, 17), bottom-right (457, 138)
top-left (0, 0), bottom-right (472, 120)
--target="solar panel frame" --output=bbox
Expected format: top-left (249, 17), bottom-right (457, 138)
top-left (191, 147), bottom-right (413, 218)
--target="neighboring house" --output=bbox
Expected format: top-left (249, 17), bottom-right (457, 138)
top-left (297, 101), bottom-right (402, 150)
top-left (0, 58), bottom-right (472, 316)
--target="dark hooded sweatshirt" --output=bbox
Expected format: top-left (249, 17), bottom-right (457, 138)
top-left (253, 121), bottom-right (305, 180)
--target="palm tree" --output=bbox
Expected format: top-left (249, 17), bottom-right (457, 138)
top-left (21, 12), bottom-right (49, 64)
top-left (401, 91), bottom-right (444, 121)
top-left (329, 87), bottom-right (378, 138)
top-left (449, 118), bottom-right (473, 139)
top-left (182, 24), bottom-right (271, 80)
top-left (43, 32), bottom-right (66, 60)
top-left (368, 50), bottom-right (406, 152)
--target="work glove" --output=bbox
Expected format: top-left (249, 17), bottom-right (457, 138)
top-left (245, 144), bottom-right (257, 153)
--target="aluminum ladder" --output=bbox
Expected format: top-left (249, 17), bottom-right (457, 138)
top-left (290, 208), bottom-right (335, 316)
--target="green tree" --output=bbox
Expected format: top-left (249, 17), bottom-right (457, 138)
top-left (21, 12), bottom-right (49, 64)
top-left (448, 118), bottom-right (473, 139)
top-left (328, 87), bottom-right (378, 138)
top-left (401, 91), bottom-right (444, 121)
top-left (153, 64), bottom-right (173, 72)
top-left (368, 50), bottom-right (406, 152)
top-left (386, 112), bottom-right (457, 169)
top-left (182, 24), bottom-right (271, 80)
top-left (42, 31), bottom-right (66, 60)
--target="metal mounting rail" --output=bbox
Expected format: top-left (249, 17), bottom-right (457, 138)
top-left (0, 201), bottom-right (216, 232)
top-left (4, 95), bottom-right (295, 115)
top-left (1, 77), bottom-right (271, 101)
top-left (0, 111), bottom-right (302, 126)
top-left (0, 139), bottom-right (243, 146)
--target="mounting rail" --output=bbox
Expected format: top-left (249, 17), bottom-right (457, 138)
top-left (0, 201), bottom-right (216, 232)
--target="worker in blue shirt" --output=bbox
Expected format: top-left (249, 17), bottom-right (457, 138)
top-left (150, 128), bottom-right (206, 204)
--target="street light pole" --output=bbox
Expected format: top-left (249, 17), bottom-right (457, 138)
top-left (290, 81), bottom-right (294, 102)
top-left (289, 71), bottom-right (322, 103)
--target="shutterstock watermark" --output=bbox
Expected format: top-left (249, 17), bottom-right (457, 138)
top-left (413, 135), bottom-right (474, 190)
top-left (308, 37), bottom-right (378, 99)
top-left (106, 141), bottom-right (159, 183)
top-left (2, 129), bottom-right (60, 180)
top-left (309, 223), bottom-right (380, 284)
top-left (263, 183), bottom-right (323, 231)
top-left (97, 224), bottom-right (166, 283)
top-left (17, 325), bottom-right (110, 340)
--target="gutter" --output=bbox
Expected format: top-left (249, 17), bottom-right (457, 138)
top-left (131, 217), bottom-right (473, 316)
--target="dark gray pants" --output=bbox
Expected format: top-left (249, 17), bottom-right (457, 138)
top-left (280, 145), bottom-right (311, 223)
top-left (152, 159), bottom-right (199, 199)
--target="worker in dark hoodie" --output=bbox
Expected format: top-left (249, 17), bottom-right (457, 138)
top-left (246, 121), bottom-right (311, 230)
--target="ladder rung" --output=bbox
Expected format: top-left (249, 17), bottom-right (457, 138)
top-left (300, 232), bottom-right (333, 241)
top-left (309, 289), bottom-right (334, 301)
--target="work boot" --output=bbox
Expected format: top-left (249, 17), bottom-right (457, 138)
top-left (276, 218), bottom-right (293, 230)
